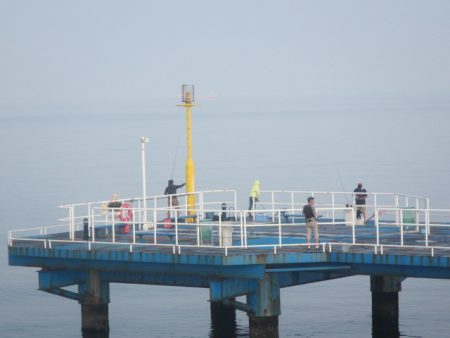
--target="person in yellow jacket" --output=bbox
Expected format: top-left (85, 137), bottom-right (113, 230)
top-left (248, 179), bottom-right (261, 216)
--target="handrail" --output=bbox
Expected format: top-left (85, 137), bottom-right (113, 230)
top-left (10, 190), bottom-right (448, 257)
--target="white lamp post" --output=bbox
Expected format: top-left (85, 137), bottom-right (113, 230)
top-left (140, 137), bottom-right (150, 229)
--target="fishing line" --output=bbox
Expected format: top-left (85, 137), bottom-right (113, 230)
top-left (336, 168), bottom-right (350, 205)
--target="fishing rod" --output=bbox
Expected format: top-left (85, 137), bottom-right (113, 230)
top-left (336, 168), bottom-right (351, 206)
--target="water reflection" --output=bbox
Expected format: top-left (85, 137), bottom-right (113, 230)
top-left (372, 314), bottom-right (400, 338)
top-left (209, 301), bottom-right (248, 338)
top-left (82, 330), bottom-right (109, 338)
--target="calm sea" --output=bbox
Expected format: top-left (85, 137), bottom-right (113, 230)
top-left (1, 99), bottom-right (450, 337)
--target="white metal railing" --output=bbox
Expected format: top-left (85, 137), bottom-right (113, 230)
top-left (9, 190), bottom-right (449, 257)
top-left (9, 205), bottom-right (450, 256)
top-left (258, 190), bottom-right (429, 223)
top-left (57, 189), bottom-right (237, 235)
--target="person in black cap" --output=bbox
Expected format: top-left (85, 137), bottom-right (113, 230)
top-left (354, 182), bottom-right (368, 222)
top-left (164, 180), bottom-right (185, 218)
top-left (303, 196), bottom-right (319, 249)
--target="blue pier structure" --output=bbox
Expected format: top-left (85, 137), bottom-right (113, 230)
top-left (8, 189), bottom-right (450, 337)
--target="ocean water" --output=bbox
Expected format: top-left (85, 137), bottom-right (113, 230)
top-left (1, 98), bottom-right (450, 337)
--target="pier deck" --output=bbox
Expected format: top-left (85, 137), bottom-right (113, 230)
top-left (9, 221), bottom-right (450, 281)
top-left (7, 189), bottom-right (450, 337)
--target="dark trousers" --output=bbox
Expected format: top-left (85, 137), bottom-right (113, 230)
top-left (248, 197), bottom-right (257, 211)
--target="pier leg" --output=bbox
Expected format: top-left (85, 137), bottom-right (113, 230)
top-left (79, 271), bottom-right (110, 336)
top-left (370, 276), bottom-right (403, 338)
top-left (210, 299), bottom-right (237, 338)
top-left (247, 273), bottom-right (280, 338)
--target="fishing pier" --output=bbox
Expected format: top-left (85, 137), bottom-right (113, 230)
top-left (8, 189), bottom-right (450, 337)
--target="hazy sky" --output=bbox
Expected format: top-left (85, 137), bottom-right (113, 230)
top-left (1, 0), bottom-right (450, 111)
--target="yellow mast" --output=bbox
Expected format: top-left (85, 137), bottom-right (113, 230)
top-left (177, 85), bottom-right (196, 217)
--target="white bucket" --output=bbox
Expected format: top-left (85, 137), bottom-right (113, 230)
top-left (221, 224), bottom-right (233, 246)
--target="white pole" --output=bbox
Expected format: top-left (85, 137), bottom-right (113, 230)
top-left (141, 137), bottom-right (150, 229)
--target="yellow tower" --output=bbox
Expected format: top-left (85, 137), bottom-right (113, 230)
top-left (177, 84), bottom-right (196, 217)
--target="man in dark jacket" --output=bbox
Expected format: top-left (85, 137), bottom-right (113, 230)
top-left (354, 182), bottom-right (368, 222)
top-left (303, 196), bottom-right (319, 249)
top-left (164, 180), bottom-right (185, 217)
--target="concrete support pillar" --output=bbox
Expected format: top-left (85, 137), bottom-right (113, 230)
top-left (79, 271), bottom-right (110, 335)
top-left (81, 304), bottom-right (109, 338)
top-left (210, 299), bottom-right (237, 338)
top-left (249, 316), bottom-right (278, 338)
top-left (370, 276), bottom-right (403, 338)
top-left (247, 273), bottom-right (280, 338)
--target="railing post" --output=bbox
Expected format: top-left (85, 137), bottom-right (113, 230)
top-left (352, 210), bottom-right (356, 244)
top-left (278, 210), bottom-right (282, 246)
top-left (240, 211), bottom-right (244, 248)
top-left (373, 193), bottom-right (378, 223)
top-left (103, 211), bottom-right (108, 236)
top-left (271, 192), bottom-right (275, 221)
top-left (219, 212), bottom-right (223, 247)
top-left (175, 213), bottom-right (179, 245)
top-left (111, 209), bottom-right (115, 243)
top-left (425, 198), bottom-right (431, 236)
top-left (153, 207), bottom-right (157, 244)
top-left (375, 208), bottom-right (380, 245)
top-left (69, 206), bottom-right (75, 241)
top-left (137, 199), bottom-right (141, 228)
top-left (196, 210), bottom-right (200, 246)
top-left (331, 193), bottom-right (335, 225)
top-left (394, 195), bottom-right (400, 225)
top-left (399, 209), bottom-right (404, 246)
top-left (132, 216), bottom-right (136, 244)
top-left (92, 209), bottom-right (96, 243)
top-left (199, 192), bottom-right (204, 221)
top-left (425, 209), bottom-right (429, 246)
top-left (243, 215), bottom-right (248, 248)
top-left (290, 192), bottom-right (294, 223)
top-left (105, 210), bottom-right (110, 236)
top-left (87, 203), bottom-right (91, 235)
top-left (415, 199), bottom-right (420, 232)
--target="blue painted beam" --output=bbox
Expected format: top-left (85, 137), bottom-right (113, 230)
top-left (9, 255), bottom-right (265, 279)
top-left (266, 265), bottom-right (351, 273)
top-left (9, 247), bottom-right (450, 283)
top-left (101, 271), bottom-right (209, 288)
top-left (330, 252), bottom-right (450, 268)
top-left (278, 271), bottom-right (351, 288)
top-left (350, 264), bottom-right (450, 279)
top-left (209, 279), bottom-right (258, 301)
top-left (12, 246), bottom-right (450, 270)
top-left (39, 269), bottom-right (87, 289)
top-left (222, 299), bottom-right (255, 314)
top-left (41, 287), bottom-right (80, 301)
